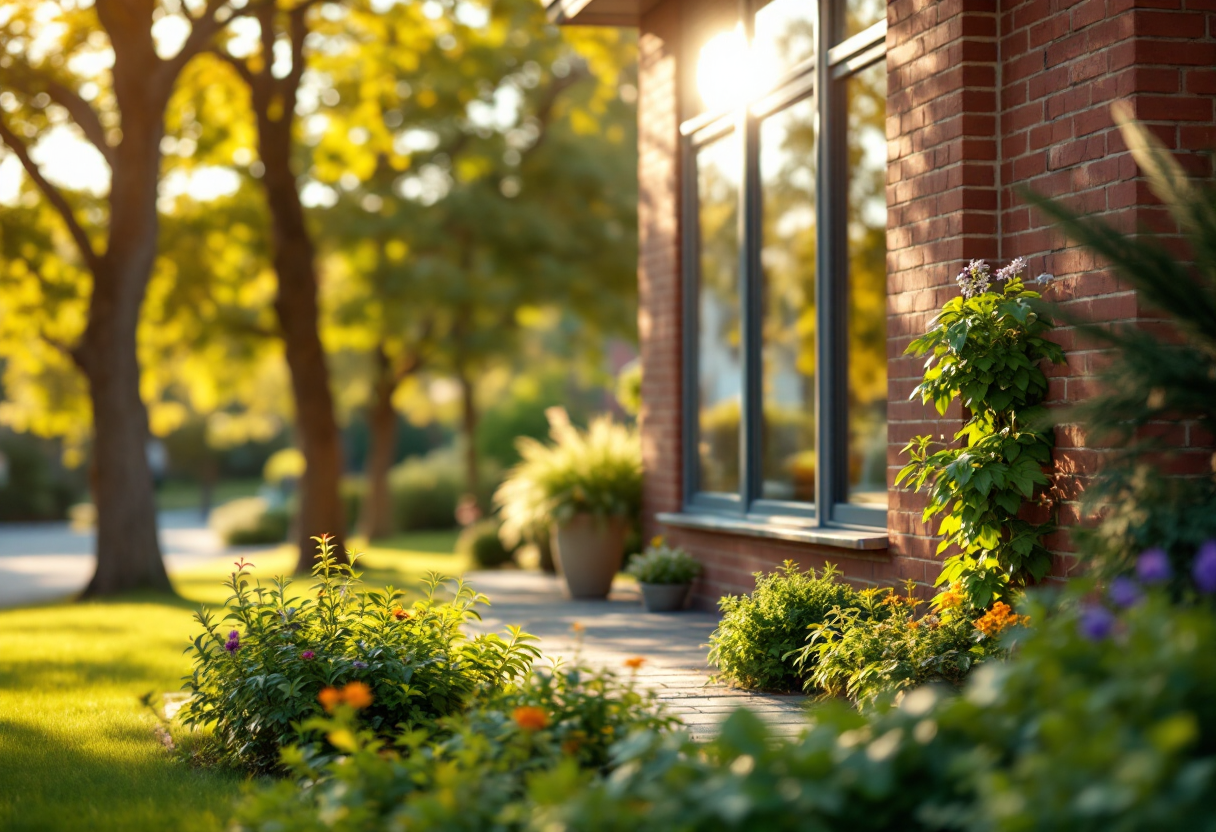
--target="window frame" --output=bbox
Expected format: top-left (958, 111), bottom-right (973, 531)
top-left (681, 0), bottom-right (888, 531)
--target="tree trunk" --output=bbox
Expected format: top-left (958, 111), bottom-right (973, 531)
top-left (257, 108), bottom-right (347, 573)
top-left (457, 363), bottom-right (480, 506)
top-left (78, 67), bottom-right (171, 597)
top-left (359, 346), bottom-right (398, 541)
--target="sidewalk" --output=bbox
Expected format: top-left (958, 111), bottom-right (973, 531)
top-left (466, 570), bottom-right (807, 739)
top-left (0, 510), bottom-right (260, 608)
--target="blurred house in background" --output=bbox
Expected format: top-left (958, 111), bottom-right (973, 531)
top-left (549, 0), bottom-right (1216, 606)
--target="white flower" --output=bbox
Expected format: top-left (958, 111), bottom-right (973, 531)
top-left (995, 257), bottom-right (1028, 283)
top-left (956, 259), bottom-right (992, 298)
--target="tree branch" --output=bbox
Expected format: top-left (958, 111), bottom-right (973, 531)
top-left (209, 47), bottom-right (258, 88)
top-left (0, 116), bottom-right (101, 273)
top-left (2, 72), bottom-right (115, 167)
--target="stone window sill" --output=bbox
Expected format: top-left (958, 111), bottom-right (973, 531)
top-left (656, 512), bottom-right (889, 557)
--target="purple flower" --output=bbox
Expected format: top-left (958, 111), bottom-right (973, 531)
top-left (1078, 605), bottom-right (1116, 641)
top-left (956, 259), bottom-right (992, 299)
top-left (1108, 576), bottom-right (1142, 608)
top-left (1193, 540), bottom-right (1216, 594)
top-left (301, 650), bottom-right (315, 660)
top-left (995, 257), bottom-right (1028, 283)
top-left (224, 630), bottom-right (241, 653)
top-left (1136, 548), bottom-right (1173, 584)
top-left (352, 660), bottom-right (368, 669)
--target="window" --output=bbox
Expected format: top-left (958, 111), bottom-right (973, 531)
top-left (683, 0), bottom-right (887, 529)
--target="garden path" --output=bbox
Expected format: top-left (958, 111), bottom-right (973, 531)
top-left (465, 570), bottom-right (807, 739)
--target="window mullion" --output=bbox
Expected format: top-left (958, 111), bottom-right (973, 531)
top-left (737, 18), bottom-right (764, 512)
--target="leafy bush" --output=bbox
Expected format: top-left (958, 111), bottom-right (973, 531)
top-left (790, 582), bottom-right (1019, 705)
top-left (898, 261), bottom-right (1064, 609)
top-left (1028, 109), bottom-right (1216, 584)
top-left (180, 537), bottom-right (540, 772)
top-left (389, 447), bottom-right (497, 532)
top-left (0, 431), bottom-right (80, 522)
top-left (495, 408), bottom-right (641, 546)
top-left (707, 561), bottom-right (862, 692)
top-left (234, 661), bottom-right (677, 832)
top-left (457, 518), bottom-right (519, 568)
top-left (626, 537), bottom-right (701, 585)
top-left (535, 582), bottom-right (1216, 832)
top-left (208, 496), bottom-right (290, 545)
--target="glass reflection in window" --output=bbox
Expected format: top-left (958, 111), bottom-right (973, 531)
top-left (846, 60), bottom-right (888, 507)
top-left (753, 0), bottom-right (816, 83)
top-left (759, 96), bottom-right (817, 504)
top-left (842, 0), bottom-right (885, 40)
top-left (696, 131), bottom-right (743, 495)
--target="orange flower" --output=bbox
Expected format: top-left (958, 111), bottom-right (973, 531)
top-left (570, 621), bottom-right (585, 634)
top-left (623, 656), bottom-right (646, 670)
top-left (318, 687), bottom-right (343, 713)
top-left (392, 607), bottom-right (410, 621)
top-left (561, 730), bottom-right (586, 755)
top-left (974, 602), bottom-right (1030, 637)
top-left (342, 681), bottom-right (374, 710)
top-left (512, 706), bottom-right (549, 731)
top-left (906, 618), bottom-right (921, 630)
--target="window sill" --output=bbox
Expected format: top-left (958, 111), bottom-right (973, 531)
top-left (656, 512), bottom-right (889, 556)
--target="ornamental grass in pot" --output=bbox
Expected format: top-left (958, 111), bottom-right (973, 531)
top-left (494, 408), bottom-right (642, 599)
top-left (627, 537), bottom-right (702, 612)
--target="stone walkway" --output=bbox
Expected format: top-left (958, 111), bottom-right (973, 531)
top-left (466, 570), bottom-right (807, 739)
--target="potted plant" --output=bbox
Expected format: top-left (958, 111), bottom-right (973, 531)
top-left (627, 537), bottom-right (702, 612)
top-left (494, 408), bottom-right (642, 599)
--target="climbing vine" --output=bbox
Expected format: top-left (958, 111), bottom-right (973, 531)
top-left (896, 259), bottom-right (1065, 609)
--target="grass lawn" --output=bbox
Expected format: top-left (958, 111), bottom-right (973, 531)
top-left (0, 530), bottom-right (466, 832)
top-left (154, 479), bottom-right (263, 512)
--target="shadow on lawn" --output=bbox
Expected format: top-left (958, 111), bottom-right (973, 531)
top-left (0, 716), bottom-right (242, 832)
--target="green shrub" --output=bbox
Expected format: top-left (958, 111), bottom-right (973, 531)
top-left (233, 662), bottom-right (677, 832)
top-left (180, 537), bottom-right (540, 773)
top-left (789, 583), bottom-right (1018, 705)
top-left (208, 496), bottom-right (290, 545)
top-left (626, 537), bottom-right (701, 585)
top-left (495, 409), bottom-right (641, 546)
top-left (389, 447), bottom-right (497, 532)
top-left (0, 432), bottom-right (80, 522)
top-left (534, 584), bottom-right (1216, 832)
top-left (457, 518), bottom-right (518, 568)
top-left (707, 561), bottom-right (862, 692)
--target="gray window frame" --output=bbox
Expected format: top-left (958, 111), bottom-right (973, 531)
top-left (681, 0), bottom-right (887, 530)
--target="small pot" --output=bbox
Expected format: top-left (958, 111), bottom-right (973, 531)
top-left (552, 513), bottom-right (628, 599)
top-left (639, 582), bottom-right (691, 613)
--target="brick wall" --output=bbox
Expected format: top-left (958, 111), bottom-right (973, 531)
top-left (637, 0), bottom-right (1216, 607)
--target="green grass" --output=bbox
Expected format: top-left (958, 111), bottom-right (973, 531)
top-left (0, 532), bottom-right (468, 832)
top-left (155, 479), bottom-right (263, 512)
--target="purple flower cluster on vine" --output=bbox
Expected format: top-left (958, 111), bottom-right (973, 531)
top-left (956, 257), bottom-right (1054, 299)
top-left (225, 630), bottom-right (241, 653)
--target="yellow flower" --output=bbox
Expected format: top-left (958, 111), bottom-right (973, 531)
top-left (512, 706), bottom-right (549, 731)
top-left (906, 619), bottom-right (921, 630)
top-left (650, 536), bottom-right (665, 548)
top-left (974, 602), bottom-right (1030, 637)
top-left (392, 607), bottom-right (410, 621)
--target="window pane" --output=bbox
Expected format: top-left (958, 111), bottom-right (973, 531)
top-left (759, 97), bottom-right (817, 504)
top-left (696, 131), bottom-right (743, 495)
top-left (842, 0), bottom-right (885, 40)
top-left (846, 61), bottom-right (888, 507)
top-left (754, 0), bottom-right (815, 82)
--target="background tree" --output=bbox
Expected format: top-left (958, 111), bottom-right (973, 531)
top-left (0, 0), bottom-right (265, 595)
top-left (317, 0), bottom-right (639, 536)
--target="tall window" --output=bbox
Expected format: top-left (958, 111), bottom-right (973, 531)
top-left (684, 0), bottom-right (887, 528)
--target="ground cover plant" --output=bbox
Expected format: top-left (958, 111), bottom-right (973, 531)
top-left (234, 660), bottom-right (677, 832)
top-left (181, 535), bottom-right (538, 772)
top-left (708, 561), bottom-right (863, 692)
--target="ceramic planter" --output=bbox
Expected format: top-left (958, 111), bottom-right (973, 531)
top-left (639, 582), bottom-right (691, 613)
top-left (552, 513), bottom-right (628, 599)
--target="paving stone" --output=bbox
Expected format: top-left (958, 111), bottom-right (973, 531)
top-left (465, 569), bottom-right (810, 738)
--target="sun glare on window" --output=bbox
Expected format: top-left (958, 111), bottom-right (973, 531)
top-left (696, 26), bottom-right (778, 114)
